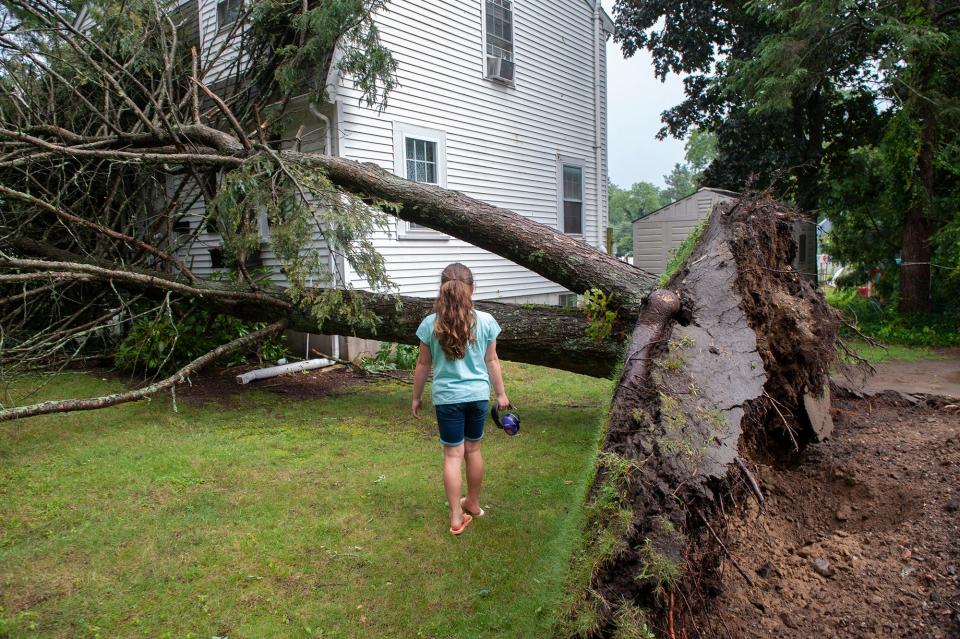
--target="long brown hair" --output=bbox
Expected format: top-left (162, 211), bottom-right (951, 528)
top-left (434, 263), bottom-right (476, 360)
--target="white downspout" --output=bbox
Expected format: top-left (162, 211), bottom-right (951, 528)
top-left (307, 102), bottom-right (334, 157)
top-left (593, 1), bottom-right (605, 253)
top-left (308, 102), bottom-right (341, 360)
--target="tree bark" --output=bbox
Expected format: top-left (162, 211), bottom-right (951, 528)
top-left (2, 245), bottom-right (630, 378)
top-left (285, 151), bottom-right (657, 309)
top-left (899, 91), bottom-right (936, 314)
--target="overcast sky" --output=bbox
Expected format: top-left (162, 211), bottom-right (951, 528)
top-left (601, 2), bottom-right (688, 189)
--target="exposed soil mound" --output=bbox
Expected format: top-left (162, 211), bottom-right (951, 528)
top-left (555, 197), bottom-right (844, 638)
top-left (697, 397), bottom-right (960, 638)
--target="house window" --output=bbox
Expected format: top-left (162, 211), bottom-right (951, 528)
top-left (484, 0), bottom-right (515, 82)
top-left (393, 123), bottom-right (447, 238)
top-left (486, 0), bottom-right (514, 62)
top-left (559, 293), bottom-right (579, 308)
top-left (405, 138), bottom-right (438, 185)
top-left (209, 247), bottom-right (225, 269)
top-left (561, 163), bottom-right (584, 235)
top-left (217, 0), bottom-right (241, 30)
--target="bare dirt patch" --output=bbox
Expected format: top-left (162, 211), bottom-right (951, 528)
top-left (103, 364), bottom-right (372, 407)
top-left (180, 364), bottom-right (376, 405)
top-left (698, 397), bottom-right (960, 638)
top-left (861, 348), bottom-right (960, 399)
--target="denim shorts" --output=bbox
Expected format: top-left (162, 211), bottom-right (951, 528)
top-left (435, 400), bottom-right (489, 447)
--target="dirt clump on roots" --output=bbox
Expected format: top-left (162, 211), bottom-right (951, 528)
top-left (725, 196), bottom-right (841, 453)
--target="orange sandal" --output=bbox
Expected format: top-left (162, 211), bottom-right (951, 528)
top-left (449, 513), bottom-right (473, 536)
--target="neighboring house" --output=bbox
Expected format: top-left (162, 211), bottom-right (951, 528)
top-left (179, 0), bottom-right (613, 317)
top-left (632, 188), bottom-right (818, 282)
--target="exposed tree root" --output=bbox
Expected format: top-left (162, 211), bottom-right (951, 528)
top-left (554, 196), bottom-right (840, 638)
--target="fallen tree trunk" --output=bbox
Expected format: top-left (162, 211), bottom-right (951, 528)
top-left (1, 245), bottom-right (631, 378)
top-left (287, 151), bottom-right (657, 309)
top-left (554, 196), bottom-right (840, 638)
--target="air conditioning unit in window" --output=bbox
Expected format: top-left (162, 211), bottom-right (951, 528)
top-left (486, 55), bottom-right (515, 83)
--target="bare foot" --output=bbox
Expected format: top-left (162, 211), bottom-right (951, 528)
top-left (460, 496), bottom-right (485, 517)
top-left (450, 505), bottom-right (465, 530)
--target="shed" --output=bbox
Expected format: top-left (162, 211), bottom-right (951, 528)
top-left (632, 188), bottom-right (737, 274)
top-left (632, 188), bottom-right (818, 282)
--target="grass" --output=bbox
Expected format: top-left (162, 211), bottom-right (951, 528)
top-left (0, 362), bottom-right (611, 638)
top-left (845, 339), bottom-right (944, 365)
top-left (658, 220), bottom-right (707, 287)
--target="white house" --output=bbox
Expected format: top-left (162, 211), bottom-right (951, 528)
top-left (172, 1), bottom-right (614, 356)
top-left (181, 0), bottom-right (612, 304)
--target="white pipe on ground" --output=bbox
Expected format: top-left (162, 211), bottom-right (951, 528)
top-left (236, 358), bottom-right (335, 385)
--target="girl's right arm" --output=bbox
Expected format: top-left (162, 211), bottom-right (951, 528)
top-left (412, 342), bottom-right (432, 419)
top-left (484, 340), bottom-right (509, 410)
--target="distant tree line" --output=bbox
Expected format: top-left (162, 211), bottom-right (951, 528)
top-left (608, 129), bottom-right (716, 257)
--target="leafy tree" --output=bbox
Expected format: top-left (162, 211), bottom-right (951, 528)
top-left (609, 182), bottom-right (665, 255)
top-left (660, 163), bottom-right (697, 204)
top-left (613, 0), bottom-right (960, 313)
top-left (684, 128), bottom-right (718, 175)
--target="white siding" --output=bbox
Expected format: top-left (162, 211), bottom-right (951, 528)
top-left (334, 0), bottom-right (607, 300)
top-left (599, 26), bottom-right (609, 250)
top-left (192, 0), bottom-right (610, 302)
top-left (198, 0), bottom-right (244, 85)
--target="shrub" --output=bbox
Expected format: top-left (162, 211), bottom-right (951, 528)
top-left (826, 287), bottom-right (960, 347)
top-left (114, 303), bottom-right (288, 374)
top-left (359, 342), bottom-right (418, 373)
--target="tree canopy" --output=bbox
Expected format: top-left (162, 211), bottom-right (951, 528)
top-left (613, 0), bottom-right (960, 314)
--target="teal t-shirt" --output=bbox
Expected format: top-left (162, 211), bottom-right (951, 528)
top-left (416, 310), bottom-right (501, 405)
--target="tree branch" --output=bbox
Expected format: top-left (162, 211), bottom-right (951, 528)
top-left (0, 184), bottom-right (198, 282)
top-left (0, 320), bottom-right (288, 422)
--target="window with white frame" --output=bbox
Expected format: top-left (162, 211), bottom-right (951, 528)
top-left (405, 138), bottom-right (438, 185)
top-left (560, 162), bottom-right (584, 235)
top-left (486, 0), bottom-right (514, 61)
top-left (559, 293), bottom-right (579, 308)
top-left (393, 123), bottom-right (447, 235)
top-left (484, 0), bottom-right (515, 82)
top-left (217, 0), bottom-right (241, 30)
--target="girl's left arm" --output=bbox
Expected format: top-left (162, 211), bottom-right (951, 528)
top-left (411, 342), bottom-right (432, 420)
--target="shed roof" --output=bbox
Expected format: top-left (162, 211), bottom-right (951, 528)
top-left (633, 187), bottom-right (740, 223)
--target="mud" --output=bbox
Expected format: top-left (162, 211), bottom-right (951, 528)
top-left (859, 348), bottom-right (960, 399)
top-left (106, 364), bottom-right (367, 406)
top-left (697, 397), bottom-right (960, 638)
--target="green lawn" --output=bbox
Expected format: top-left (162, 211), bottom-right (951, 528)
top-left (845, 339), bottom-right (945, 365)
top-left (0, 363), bottom-right (610, 639)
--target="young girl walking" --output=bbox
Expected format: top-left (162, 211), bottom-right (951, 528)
top-left (412, 263), bottom-right (510, 535)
